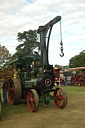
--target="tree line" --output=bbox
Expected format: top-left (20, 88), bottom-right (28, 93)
top-left (0, 29), bottom-right (85, 78)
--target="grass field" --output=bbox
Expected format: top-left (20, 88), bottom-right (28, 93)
top-left (0, 86), bottom-right (85, 128)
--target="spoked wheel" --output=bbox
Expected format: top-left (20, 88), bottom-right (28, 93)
top-left (76, 75), bottom-right (85, 87)
top-left (54, 87), bottom-right (67, 109)
top-left (27, 89), bottom-right (39, 112)
top-left (0, 102), bottom-right (1, 121)
top-left (8, 78), bottom-right (22, 105)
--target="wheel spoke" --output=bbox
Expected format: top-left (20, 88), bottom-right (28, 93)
top-left (58, 95), bottom-right (63, 100)
top-left (30, 97), bottom-right (34, 104)
top-left (10, 94), bottom-right (14, 99)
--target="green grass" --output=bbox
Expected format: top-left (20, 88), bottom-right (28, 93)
top-left (0, 90), bottom-right (3, 102)
top-left (0, 86), bottom-right (85, 128)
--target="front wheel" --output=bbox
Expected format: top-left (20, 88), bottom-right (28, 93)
top-left (27, 89), bottom-right (39, 112)
top-left (54, 87), bottom-right (67, 109)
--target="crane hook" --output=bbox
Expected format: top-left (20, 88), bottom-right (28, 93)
top-left (60, 51), bottom-right (64, 57)
top-left (60, 40), bottom-right (64, 57)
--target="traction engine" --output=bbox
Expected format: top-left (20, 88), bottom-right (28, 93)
top-left (8, 16), bottom-right (68, 112)
top-left (70, 67), bottom-right (85, 87)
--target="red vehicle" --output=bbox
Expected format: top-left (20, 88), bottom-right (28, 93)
top-left (53, 68), bottom-right (65, 86)
top-left (69, 67), bottom-right (85, 87)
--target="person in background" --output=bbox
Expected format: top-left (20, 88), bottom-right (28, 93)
top-left (2, 77), bottom-right (8, 104)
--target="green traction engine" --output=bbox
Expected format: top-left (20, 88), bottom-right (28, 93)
top-left (8, 16), bottom-right (67, 112)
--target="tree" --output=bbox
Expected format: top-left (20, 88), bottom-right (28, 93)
top-left (0, 45), bottom-right (12, 79)
top-left (14, 30), bottom-right (40, 57)
top-left (54, 64), bottom-right (63, 69)
top-left (69, 50), bottom-right (85, 68)
top-left (54, 64), bottom-right (69, 70)
top-left (0, 45), bottom-right (11, 66)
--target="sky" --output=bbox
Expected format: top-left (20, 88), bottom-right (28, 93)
top-left (0, 0), bottom-right (85, 66)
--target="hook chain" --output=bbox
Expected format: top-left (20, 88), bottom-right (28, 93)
top-left (60, 20), bottom-right (64, 57)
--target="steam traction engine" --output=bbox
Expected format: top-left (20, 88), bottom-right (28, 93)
top-left (69, 67), bottom-right (85, 86)
top-left (8, 16), bottom-right (68, 112)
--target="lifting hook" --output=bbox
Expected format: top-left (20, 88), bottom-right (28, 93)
top-left (60, 40), bottom-right (64, 57)
top-left (60, 50), bottom-right (64, 57)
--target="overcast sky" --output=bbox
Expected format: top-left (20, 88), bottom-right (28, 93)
top-left (0, 0), bottom-right (85, 66)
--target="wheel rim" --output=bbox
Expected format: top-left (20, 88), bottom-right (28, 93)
top-left (54, 87), bottom-right (67, 109)
top-left (8, 79), bottom-right (15, 104)
top-left (27, 89), bottom-right (39, 112)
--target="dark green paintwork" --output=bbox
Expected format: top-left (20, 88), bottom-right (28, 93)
top-left (25, 78), bottom-right (37, 88)
top-left (38, 66), bottom-right (44, 76)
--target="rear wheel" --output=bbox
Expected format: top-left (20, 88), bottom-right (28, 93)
top-left (27, 89), bottom-right (39, 112)
top-left (8, 78), bottom-right (22, 105)
top-left (76, 75), bottom-right (85, 87)
top-left (54, 87), bottom-right (67, 109)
